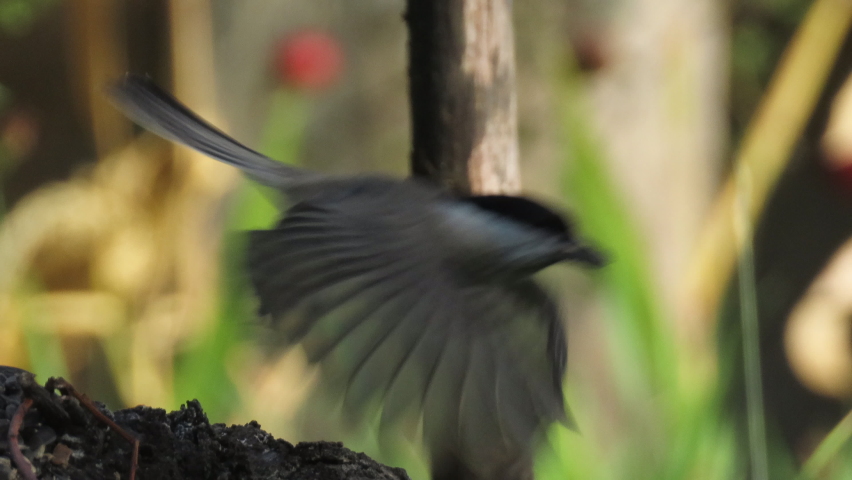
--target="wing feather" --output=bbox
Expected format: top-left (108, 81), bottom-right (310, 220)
top-left (248, 186), bottom-right (569, 472)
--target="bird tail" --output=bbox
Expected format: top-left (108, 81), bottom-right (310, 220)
top-left (109, 74), bottom-right (307, 189)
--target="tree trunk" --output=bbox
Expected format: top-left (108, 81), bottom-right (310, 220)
top-left (405, 3), bottom-right (525, 479)
top-left (406, 0), bottom-right (520, 195)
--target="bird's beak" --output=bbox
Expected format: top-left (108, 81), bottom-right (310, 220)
top-left (563, 242), bottom-right (607, 268)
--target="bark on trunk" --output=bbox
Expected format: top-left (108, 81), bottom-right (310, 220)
top-left (404, 2), bottom-right (525, 479)
top-left (406, 0), bottom-right (520, 195)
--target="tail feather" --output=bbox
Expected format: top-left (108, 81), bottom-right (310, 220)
top-left (109, 74), bottom-right (307, 188)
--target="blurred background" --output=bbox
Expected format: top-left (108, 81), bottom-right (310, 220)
top-left (1, 0), bottom-right (852, 478)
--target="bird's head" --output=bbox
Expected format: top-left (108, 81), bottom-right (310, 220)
top-left (463, 195), bottom-right (606, 269)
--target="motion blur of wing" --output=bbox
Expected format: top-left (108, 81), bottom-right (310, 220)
top-left (110, 74), bottom-right (572, 480)
top-left (248, 178), bottom-right (571, 477)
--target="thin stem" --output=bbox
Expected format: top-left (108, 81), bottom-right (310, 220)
top-left (735, 166), bottom-right (769, 480)
top-left (9, 398), bottom-right (37, 480)
top-left (50, 378), bottom-right (140, 480)
top-left (799, 409), bottom-right (852, 479)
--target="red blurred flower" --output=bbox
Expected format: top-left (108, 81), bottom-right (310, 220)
top-left (274, 30), bottom-right (344, 92)
top-left (830, 163), bottom-right (852, 192)
top-left (822, 76), bottom-right (852, 192)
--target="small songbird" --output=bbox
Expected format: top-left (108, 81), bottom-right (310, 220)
top-left (110, 74), bottom-right (604, 480)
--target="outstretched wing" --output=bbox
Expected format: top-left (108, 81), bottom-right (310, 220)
top-left (248, 182), bottom-right (569, 466)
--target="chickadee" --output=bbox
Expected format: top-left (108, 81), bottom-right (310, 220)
top-left (110, 74), bottom-right (603, 480)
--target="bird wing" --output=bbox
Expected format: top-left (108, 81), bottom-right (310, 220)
top-left (109, 74), bottom-right (321, 189)
top-left (248, 183), bottom-right (570, 466)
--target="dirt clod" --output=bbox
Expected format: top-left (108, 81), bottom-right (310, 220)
top-left (0, 368), bottom-right (410, 480)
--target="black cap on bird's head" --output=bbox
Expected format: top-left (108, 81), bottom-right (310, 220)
top-left (464, 195), bottom-right (606, 268)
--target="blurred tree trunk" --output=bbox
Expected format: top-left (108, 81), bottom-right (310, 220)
top-left (67, 0), bottom-right (129, 158)
top-left (404, 2), bottom-right (526, 479)
top-left (582, 0), bottom-right (728, 345)
top-left (406, 0), bottom-right (520, 195)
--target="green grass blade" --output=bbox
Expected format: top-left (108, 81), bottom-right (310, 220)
top-left (734, 167), bottom-right (769, 480)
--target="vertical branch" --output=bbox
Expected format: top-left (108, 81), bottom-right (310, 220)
top-left (67, 0), bottom-right (130, 157)
top-left (406, 0), bottom-right (520, 195)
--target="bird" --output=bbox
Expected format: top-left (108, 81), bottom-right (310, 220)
top-left (109, 74), bottom-right (604, 480)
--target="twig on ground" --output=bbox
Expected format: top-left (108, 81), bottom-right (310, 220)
top-left (9, 398), bottom-right (38, 480)
top-left (48, 377), bottom-right (140, 480)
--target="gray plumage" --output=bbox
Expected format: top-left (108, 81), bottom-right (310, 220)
top-left (110, 74), bottom-right (601, 480)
